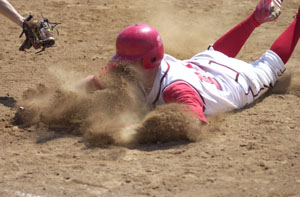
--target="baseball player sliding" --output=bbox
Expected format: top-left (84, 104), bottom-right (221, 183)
top-left (79, 0), bottom-right (299, 124)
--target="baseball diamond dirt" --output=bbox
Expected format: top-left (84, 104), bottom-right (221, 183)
top-left (1, 0), bottom-right (300, 196)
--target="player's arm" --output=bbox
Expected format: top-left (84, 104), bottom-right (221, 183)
top-left (75, 64), bottom-right (111, 92)
top-left (0, 0), bottom-right (24, 27)
top-left (75, 74), bottom-right (102, 92)
top-left (162, 81), bottom-right (207, 123)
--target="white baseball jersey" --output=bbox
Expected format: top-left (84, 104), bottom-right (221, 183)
top-left (146, 49), bottom-right (285, 120)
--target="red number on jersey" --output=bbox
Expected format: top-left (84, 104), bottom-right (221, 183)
top-left (185, 64), bottom-right (222, 90)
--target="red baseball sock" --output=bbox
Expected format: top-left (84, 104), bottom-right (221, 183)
top-left (213, 12), bottom-right (260, 58)
top-left (270, 9), bottom-right (300, 64)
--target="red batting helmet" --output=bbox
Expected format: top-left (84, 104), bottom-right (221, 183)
top-left (114, 24), bottom-right (164, 69)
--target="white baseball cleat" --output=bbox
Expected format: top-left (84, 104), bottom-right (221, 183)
top-left (254, 0), bottom-right (282, 24)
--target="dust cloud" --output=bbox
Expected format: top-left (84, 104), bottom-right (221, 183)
top-left (287, 71), bottom-right (300, 97)
top-left (14, 64), bottom-right (206, 146)
top-left (272, 71), bottom-right (292, 94)
top-left (142, 2), bottom-right (215, 59)
top-left (271, 70), bottom-right (300, 97)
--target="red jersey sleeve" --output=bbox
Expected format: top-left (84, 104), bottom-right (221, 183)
top-left (162, 81), bottom-right (207, 123)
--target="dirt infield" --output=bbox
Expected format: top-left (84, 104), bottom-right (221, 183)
top-left (1, 0), bottom-right (300, 196)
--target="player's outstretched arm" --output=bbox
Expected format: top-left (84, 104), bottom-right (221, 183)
top-left (76, 60), bottom-right (119, 92)
top-left (0, 0), bottom-right (24, 27)
top-left (75, 74), bottom-right (103, 93)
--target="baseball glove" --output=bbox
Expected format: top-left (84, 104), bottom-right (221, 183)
top-left (19, 14), bottom-right (60, 53)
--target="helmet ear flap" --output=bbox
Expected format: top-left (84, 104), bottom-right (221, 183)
top-left (142, 56), bottom-right (157, 69)
top-left (141, 46), bottom-right (164, 69)
top-left (151, 57), bottom-right (157, 63)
